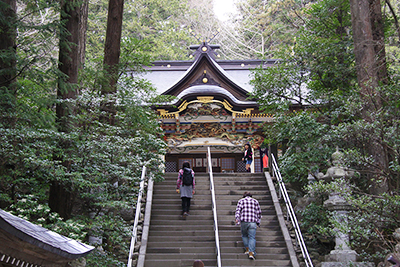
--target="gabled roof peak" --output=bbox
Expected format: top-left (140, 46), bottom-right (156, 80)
top-left (189, 42), bottom-right (221, 61)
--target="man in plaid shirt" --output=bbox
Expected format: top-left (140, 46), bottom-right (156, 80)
top-left (235, 191), bottom-right (261, 260)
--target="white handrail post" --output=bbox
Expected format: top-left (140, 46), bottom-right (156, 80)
top-left (270, 154), bottom-right (313, 267)
top-left (127, 166), bottom-right (147, 267)
top-left (207, 146), bottom-right (222, 267)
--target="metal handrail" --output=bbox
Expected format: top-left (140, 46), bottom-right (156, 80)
top-left (270, 154), bottom-right (314, 267)
top-left (127, 166), bottom-right (147, 267)
top-left (207, 146), bottom-right (222, 267)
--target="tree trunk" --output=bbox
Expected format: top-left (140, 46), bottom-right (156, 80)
top-left (370, 0), bottom-right (388, 85)
top-left (56, 0), bottom-right (80, 132)
top-left (101, 0), bottom-right (124, 125)
top-left (349, 0), bottom-right (389, 194)
top-left (51, 0), bottom-right (86, 219)
top-left (78, 0), bottom-right (89, 69)
top-left (0, 0), bottom-right (17, 126)
top-left (103, 0), bottom-right (124, 91)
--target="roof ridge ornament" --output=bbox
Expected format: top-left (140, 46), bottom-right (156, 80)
top-left (188, 28), bottom-right (221, 60)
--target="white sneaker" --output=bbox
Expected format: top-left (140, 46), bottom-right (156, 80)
top-left (248, 252), bottom-right (255, 260)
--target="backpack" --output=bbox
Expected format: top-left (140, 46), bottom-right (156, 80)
top-left (182, 168), bottom-right (193, 186)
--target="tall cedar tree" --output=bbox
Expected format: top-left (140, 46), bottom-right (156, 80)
top-left (50, 0), bottom-right (86, 219)
top-left (0, 0), bottom-right (17, 126)
top-left (349, 0), bottom-right (389, 193)
top-left (101, 0), bottom-right (124, 125)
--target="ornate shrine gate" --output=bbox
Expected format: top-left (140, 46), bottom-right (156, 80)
top-left (145, 42), bottom-right (277, 172)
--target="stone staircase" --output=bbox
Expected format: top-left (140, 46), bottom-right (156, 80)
top-left (214, 173), bottom-right (292, 267)
top-left (142, 172), bottom-right (294, 267)
top-left (144, 173), bottom-right (217, 267)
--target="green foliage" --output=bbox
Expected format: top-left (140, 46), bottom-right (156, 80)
top-left (307, 180), bottom-right (400, 263)
top-left (250, 0), bottom-right (355, 114)
top-left (299, 202), bottom-right (330, 237)
top-left (264, 112), bottom-right (332, 184)
top-left (346, 194), bottom-right (400, 262)
top-left (7, 195), bottom-right (87, 241)
top-left (250, 0), bottom-right (400, 262)
top-left (250, 0), bottom-right (357, 185)
top-left (86, 249), bottom-right (126, 267)
top-left (87, 0), bottom-right (194, 61)
top-left (1, 1), bottom-right (169, 266)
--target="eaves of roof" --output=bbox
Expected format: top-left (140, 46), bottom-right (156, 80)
top-left (0, 209), bottom-right (94, 260)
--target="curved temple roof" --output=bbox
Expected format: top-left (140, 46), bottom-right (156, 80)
top-left (147, 42), bottom-right (276, 113)
top-left (0, 209), bottom-right (94, 260)
top-left (141, 43), bottom-right (277, 97)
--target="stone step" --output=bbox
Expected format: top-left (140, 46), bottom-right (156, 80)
top-left (145, 253), bottom-right (217, 260)
top-left (218, 225), bottom-right (282, 231)
top-left (163, 173), bottom-right (264, 178)
top-left (219, 229), bottom-right (284, 237)
top-left (151, 209), bottom-right (214, 216)
top-left (152, 198), bottom-right (212, 205)
top-left (217, 216), bottom-right (278, 222)
top-left (146, 241), bottom-right (216, 248)
top-left (218, 225), bottom-right (281, 231)
top-left (144, 172), bottom-right (294, 267)
top-left (149, 219), bottom-right (214, 226)
top-left (150, 214), bottom-right (215, 221)
top-left (152, 192), bottom-right (211, 198)
top-left (148, 230), bottom-right (215, 237)
top-left (152, 204), bottom-right (213, 211)
top-left (213, 199), bottom-right (272, 205)
top-left (220, 246), bottom-right (289, 254)
top-left (214, 180), bottom-right (268, 186)
top-left (148, 235), bottom-right (216, 242)
top-left (152, 196), bottom-right (211, 202)
top-left (149, 225), bottom-right (213, 231)
top-left (154, 185), bottom-right (211, 191)
top-left (222, 252), bottom-right (290, 260)
top-left (214, 196), bottom-right (272, 201)
top-left (218, 234), bottom-right (284, 242)
top-left (147, 247), bottom-right (216, 254)
top-left (221, 258), bottom-right (291, 266)
top-left (207, 209), bottom-right (275, 216)
top-left (218, 218), bottom-right (278, 224)
top-left (216, 192), bottom-right (270, 197)
top-left (219, 240), bottom-right (288, 248)
top-left (144, 258), bottom-right (217, 267)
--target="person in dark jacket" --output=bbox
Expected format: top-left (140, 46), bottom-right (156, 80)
top-left (242, 143), bottom-right (253, 172)
top-left (176, 161), bottom-right (195, 217)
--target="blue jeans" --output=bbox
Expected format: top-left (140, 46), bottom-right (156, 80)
top-left (240, 221), bottom-right (257, 254)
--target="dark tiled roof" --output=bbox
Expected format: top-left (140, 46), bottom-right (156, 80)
top-left (0, 209), bottom-right (94, 260)
top-left (137, 43), bottom-right (277, 95)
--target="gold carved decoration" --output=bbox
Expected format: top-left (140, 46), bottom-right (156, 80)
top-left (158, 96), bottom-right (254, 117)
top-left (197, 96), bottom-right (214, 103)
top-left (157, 109), bottom-right (169, 116)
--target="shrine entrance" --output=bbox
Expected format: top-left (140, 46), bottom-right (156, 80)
top-left (146, 43), bottom-right (274, 172)
top-left (165, 152), bottom-right (246, 173)
top-left (164, 141), bottom-right (266, 173)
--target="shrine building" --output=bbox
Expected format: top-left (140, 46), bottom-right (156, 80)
top-left (139, 43), bottom-right (278, 173)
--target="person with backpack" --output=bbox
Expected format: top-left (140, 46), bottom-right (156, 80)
top-left (176, 161), bottom-right (195, 217)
